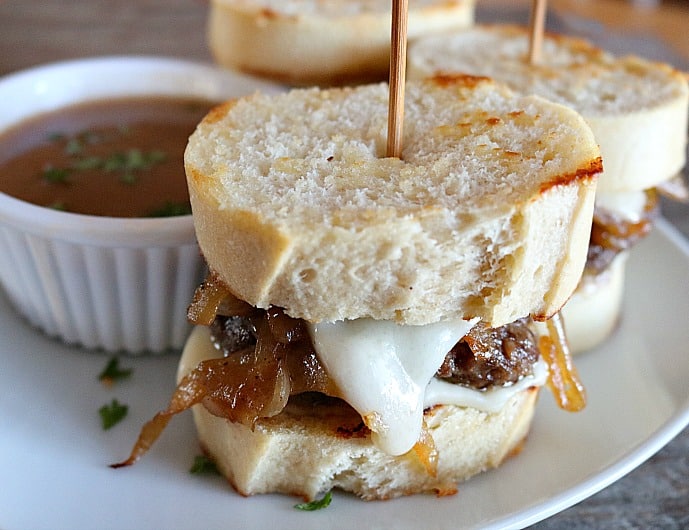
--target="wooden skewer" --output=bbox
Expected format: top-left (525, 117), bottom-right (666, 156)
top-left (528, 0), bottom-right (548, 64)
top-left (386, 0), bottom-right (409, 159)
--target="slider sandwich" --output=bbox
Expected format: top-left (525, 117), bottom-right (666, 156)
top-left (409, 25), bottom-right (689, 353)
top-left (207, 0), bottom-right (476, 86)
top-left (114, 75), bottom-right (601, 500)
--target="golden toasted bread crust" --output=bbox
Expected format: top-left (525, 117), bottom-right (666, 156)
top-left (409, 24), bottom-right (689, 192)
top-left (185, 77), bottom-right (601, 325)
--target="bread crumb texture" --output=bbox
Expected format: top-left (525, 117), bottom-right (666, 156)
top-left (185, 77), bottom-right (600, 325)
top-left (192, 387), bottom-right (539, 500)
top-left (409, 25), bottom-right (689, 192)
top-left (409, 25), bottom-right (689, 115)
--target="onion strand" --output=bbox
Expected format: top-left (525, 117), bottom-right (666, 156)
top-left (539, 313), bottom-right (586, 412)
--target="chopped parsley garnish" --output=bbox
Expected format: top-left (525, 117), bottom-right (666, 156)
top-left (99, 399), bottom-right (128, 430)
top-left (103, 148), bottom-right (167, 183)
top-left (65, 137), bottom-right (84, 156)
top-left (42, 129), bottom-right (168, 184)
top-left (98, 356), bottom-right (133, 386)
top-left (48, 201), bottom-right (67, 211)
top-left (41, 166), bottom-right (71, 183)
top-left (294, 491), bottom-right (333, 511)
top-left (47, 132), bottom-right (68, 143)
top-left (189, 455), bottom-right (220, 475)
top-left (147, 201), bottom-right (193, 217)
top-left (71, 155), bottom-right (102, 171)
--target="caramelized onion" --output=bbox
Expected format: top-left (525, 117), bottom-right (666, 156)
top-left (112, 320), bottom-right (291, 468)
top-left (285, 344), bottom-right (339, 396)
top-left (217, 292), bottom-right (255, 318)
top-left (266, 306), bottom-right (306, 344)
top-left (538, 313), bottom-right (586, 412)
top-left (587, 190), bottom-right (658, 274)
top-left (110, 363), bottom-right (211, 468)
top-left (412, 422), bottom-right (439, 478)
top-left (187, 274), bottom-right (232, 325)
top-left (187, 273), bottom-right (254, 325)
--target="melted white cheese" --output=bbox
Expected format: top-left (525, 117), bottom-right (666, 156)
top-left (308, 317), bottom-right (478, 455)
top-left (186, 318), bottom-right (547, 458)
top-left (308, 318), bottom-right (549, 456)
top-left (425, 358), bottom-right (548, 411)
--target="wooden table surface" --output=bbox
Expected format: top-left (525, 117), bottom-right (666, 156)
top-left (1, 1), bottom-right (688, 528)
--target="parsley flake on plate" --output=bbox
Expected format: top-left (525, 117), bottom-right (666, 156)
top-left (98, 356), bottom-right (132, 386)
top-left (189, 455), bottom-right (220, 475)
top-left (99, 399), bottom-right (128, 430)
top-left (294, 491), bottom-right (333, 511)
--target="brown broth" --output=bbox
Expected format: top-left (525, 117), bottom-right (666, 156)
top-left (0, 96), bottom-right (215, 217)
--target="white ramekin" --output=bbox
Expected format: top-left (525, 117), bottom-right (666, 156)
top-left (0, 56), bottom-right (281, 354)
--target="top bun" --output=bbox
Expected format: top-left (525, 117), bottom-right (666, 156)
top-left (408, 25), bottom-right (689, 192)
top-left (185, 75), bottom-right (600, 326)
top-left (207, 0), bottom-right (475, 86)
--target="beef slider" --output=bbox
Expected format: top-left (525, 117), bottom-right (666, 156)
top-left (112, 76), bottom-right (601, 500)
top-left (211, 314), bottom-right (539, 392)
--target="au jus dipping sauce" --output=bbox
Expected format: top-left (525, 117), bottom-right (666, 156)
top-left (0, 96), bottom-right (215, 217)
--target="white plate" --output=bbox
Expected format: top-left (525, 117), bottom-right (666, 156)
top-left (1, 218), bottom-right (688, 530)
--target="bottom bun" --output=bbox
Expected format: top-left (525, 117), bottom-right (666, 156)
top-left (179, 326), bottom-right (540, 501)
top-left (562, 253), bottom-right (628, 354)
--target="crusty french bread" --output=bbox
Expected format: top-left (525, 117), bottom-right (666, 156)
top-left (178, 326), bottom-right (539, 501)
top-left (561, 252), bottom-right (628, 353)
top-left (185, 76), bottom-right (601, 327)
top-left (207, 0), bottom-right (475, 86)
top-left (179, 75), bottom-right (592, 502)
top-left (556, 186), bottom-right (651, 353)
top-left (408, 25), bottom-right (689, 193)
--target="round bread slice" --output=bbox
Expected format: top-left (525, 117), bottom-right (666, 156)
top-left (185, 76), bottom-right (601, 327)
top-left (178, 326), bottom-right (540, 501)
top-left (207, 0), bottom-right (475, 86)
top-left (562, 253), bottom-right (628, 354)
top-left (408, 25), bottom-right (689, 193)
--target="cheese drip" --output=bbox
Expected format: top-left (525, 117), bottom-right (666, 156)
top-left (180, 324), bottom-right (548, 458)
top-left (425, 358), bottom-right (548, 411)
top-left (308, 317), bottom-right (478, 456)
